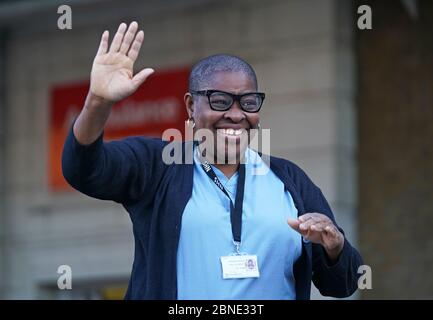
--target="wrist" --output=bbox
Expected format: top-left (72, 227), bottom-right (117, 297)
top-left (73, 91), bottom-right (114, 145)
top-left (85, 91), bottom-right (115, 110)
top-left (324, 236), bottom-right (345, 263)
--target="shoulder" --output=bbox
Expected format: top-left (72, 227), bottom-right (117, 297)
top-left (107, 136), bottom-right (195, 166)
top-left (113, 135), bottom-right (169, 150)
top-left (101, 136), bottom-right (170, 174)
top-left (104, 136), bottom-right (168, 158)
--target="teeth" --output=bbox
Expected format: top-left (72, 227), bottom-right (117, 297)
top-left (219, 129), bottom-right (243, 136)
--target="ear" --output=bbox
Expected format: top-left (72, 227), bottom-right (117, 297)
top-left (184, 92), bottom-right (195, 119)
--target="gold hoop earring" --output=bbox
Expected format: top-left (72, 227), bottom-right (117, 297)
top-left (187, 118), bottom-right (195, 128)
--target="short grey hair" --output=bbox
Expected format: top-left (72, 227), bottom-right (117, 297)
top-left (188, 54), bottom-right (258, 91)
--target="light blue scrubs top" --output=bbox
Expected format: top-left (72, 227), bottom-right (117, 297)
top-left (177, 148), bottom-right (302, 299)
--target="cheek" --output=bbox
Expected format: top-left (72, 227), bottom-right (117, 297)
top-left (247, 114), bottom-right (260, 126)
top-left (195, 109), bottom-right (223, 128)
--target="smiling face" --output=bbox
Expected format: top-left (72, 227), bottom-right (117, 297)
top-left (185, 71), bottom-right (260, 164)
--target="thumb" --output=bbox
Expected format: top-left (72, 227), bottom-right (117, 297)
top-left (132, 68), bottom-right (155, 90)
top-left (288, 218), bottom-right (309, 238)
top-left (287, 218), bottom-right (301, 231)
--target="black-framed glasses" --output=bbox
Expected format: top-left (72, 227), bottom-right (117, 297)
top-left (190, 90), bottom-right (265, 113)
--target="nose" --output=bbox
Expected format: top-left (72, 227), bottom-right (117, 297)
top-left (223, 100), bottom-right (245, 122)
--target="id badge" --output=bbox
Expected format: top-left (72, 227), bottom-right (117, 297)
top-left (220, 255), bottom-right (260, 279)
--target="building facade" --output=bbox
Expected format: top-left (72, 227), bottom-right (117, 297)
top-left (1, 0), bottom-right (359, 299)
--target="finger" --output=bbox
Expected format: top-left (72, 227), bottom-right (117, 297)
top-left (120, 21), bottom-right (138, 54)
top-left (287, 218), bottom-right (308, 236)
top-left (310, 222), bottom-right (327, 232)
top-left (109, 23), bottom-right (127, 53)
top-left (299, 218), bottom-right (318, 231)
top-left (96, 30), bottom-right (109, 56)
top-left (325, 225), bottom-right (338, 237)
top-left (298, 214), bottom-right (313, 223)
top-left (302, 212), bottom-right (329, 222)
top-left (311, 213), bottom-right (334, 224)
top-left (128, 30), bottom-right (144, 62)
top-left (287, 218), bottom-right (300, 231)
top-left (288, 219), bottom-right (309, 237)
top-left (132, 68), bottom-right (155, 90)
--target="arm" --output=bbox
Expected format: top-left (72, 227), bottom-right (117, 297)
top-left (62, 22), bottom-right (156, 204)
top-left (62, 126), bottom-right (166, 204)
top-left (288, 168), bottom-right (363, 298)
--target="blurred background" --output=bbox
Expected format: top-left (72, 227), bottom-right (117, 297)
top-left (0, 0), bottom-right (432, 299)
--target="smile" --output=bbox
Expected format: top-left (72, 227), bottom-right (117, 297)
top-left (216, 128), bottom-right (245, 136)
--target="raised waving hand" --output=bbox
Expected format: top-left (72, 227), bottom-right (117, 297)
top-left (73, 22), bottom-right (153, 145)
top-left (90, 21), bottom-right (154, 102)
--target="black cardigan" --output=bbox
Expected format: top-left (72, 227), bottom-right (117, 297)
top-left (62, 127), bottom-right (363, 299)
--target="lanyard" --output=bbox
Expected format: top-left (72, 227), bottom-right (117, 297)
top-left (198, 155), bottom-right (246, 254)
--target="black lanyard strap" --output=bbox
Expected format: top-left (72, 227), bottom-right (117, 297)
top-left (199, 158), bottom-right (246, 248)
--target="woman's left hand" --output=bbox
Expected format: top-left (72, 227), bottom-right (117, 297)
top-left (288, 213), bottom-right (345, 263)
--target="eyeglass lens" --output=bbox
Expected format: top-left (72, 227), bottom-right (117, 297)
top-left (209, 92), bottom-right (262, 112)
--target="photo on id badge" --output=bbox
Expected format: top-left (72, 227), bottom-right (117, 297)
top-left (246, 258), bottom-right (256, 270)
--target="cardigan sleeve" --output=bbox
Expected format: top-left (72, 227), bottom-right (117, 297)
top-left (291, 163), bottom-right (364, 298)
top-left (61, 124), bottom-right (167, 205)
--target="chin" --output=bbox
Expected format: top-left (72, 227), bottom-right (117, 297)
top-left (215, 140), bottom-right (248, 165)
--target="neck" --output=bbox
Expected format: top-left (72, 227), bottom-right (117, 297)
top-left (213, 163), bottom-right (240, 179)
top-left (195, 144), bottom-right (245, 178)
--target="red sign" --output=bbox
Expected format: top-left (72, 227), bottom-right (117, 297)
top-left (49, 67), bottom-right (190, 191)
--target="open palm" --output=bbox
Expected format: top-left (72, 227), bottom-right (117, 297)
top-left (90, 22), bottom-right (154, 102)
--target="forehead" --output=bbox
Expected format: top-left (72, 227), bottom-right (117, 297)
top-left (205, 71), bottom-right (257, 94)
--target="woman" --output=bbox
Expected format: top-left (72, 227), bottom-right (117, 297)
top-left (62, 22), bottom-right (363, 299)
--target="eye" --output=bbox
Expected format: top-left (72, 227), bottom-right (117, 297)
top-left (211, 98), bottom-right (230, 105)
top-left (209, 93), bottom-right (232, 109)
top-left (242, 97), bottom-right (259, 107)
top-left (243, 99), bottom-right (257, 106)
